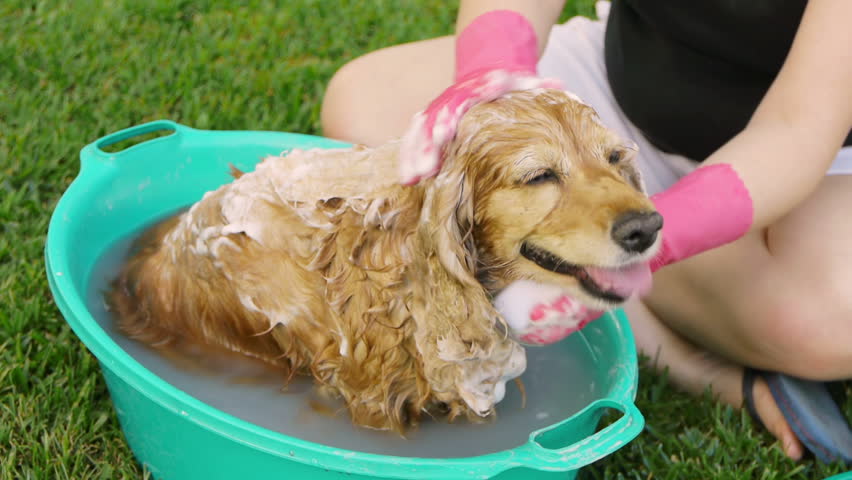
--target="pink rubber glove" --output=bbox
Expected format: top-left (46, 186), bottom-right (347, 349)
top-left (649, 163), bottom-right (754, 271)
top-left (399, 10), bottom-right (562, 184)
top-left (494, 281), bottom-right (603, 346)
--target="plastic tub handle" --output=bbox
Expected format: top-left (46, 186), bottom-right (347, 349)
top-left (517, 397), bottom-right (644, 471)
top-left (91, 120), bottom-right (189, 157)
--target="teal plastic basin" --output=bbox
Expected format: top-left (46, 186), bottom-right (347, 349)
top-left (45, 120), bottom-right (644, 479)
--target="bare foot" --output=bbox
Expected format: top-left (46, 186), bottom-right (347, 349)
top-left (624, 299), bottom-right (804, 460)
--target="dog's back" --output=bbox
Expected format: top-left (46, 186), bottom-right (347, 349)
top-left (109, 142), bottom-right (438, 430)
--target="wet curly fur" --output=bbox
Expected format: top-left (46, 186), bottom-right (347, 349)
top-left (108, 89), bottom-right (656, 433)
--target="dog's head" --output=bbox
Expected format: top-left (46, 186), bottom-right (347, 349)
top-left (424, 88), bottom-right (661, 309)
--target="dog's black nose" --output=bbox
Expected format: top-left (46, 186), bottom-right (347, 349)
top-left (611, 211), bottom-right (663, 254)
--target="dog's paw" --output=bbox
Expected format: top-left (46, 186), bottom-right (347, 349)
top-left (455, 340), bottom-right (526, 416)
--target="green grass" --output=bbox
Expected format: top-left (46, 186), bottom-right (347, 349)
top-left (1, 1), bottom-right (849, 479)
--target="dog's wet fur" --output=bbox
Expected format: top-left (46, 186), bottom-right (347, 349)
top-left (108, 89), bottom-right (659, 433)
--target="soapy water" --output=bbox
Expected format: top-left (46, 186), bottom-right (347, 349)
top-left (87, 232), bottom-right (604, 458)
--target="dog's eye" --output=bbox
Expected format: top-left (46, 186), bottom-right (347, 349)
top-left (525, 169), bottom-right (558, 185)
top-left (608, 150), bottom-right (623, 164)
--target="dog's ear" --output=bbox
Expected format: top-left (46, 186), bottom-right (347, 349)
top-left (420, 169), bottom-right (479, 287)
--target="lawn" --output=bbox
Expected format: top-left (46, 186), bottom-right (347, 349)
top-left (1, 1), bottom-right (849, 479)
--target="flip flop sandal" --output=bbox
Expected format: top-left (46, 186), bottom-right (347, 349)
top-left (743, 368), bottom-right (852, 465)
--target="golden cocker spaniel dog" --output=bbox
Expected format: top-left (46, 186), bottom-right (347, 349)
top-left (109, 89), bottom-right (661, 433)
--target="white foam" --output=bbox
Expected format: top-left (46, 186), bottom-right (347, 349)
top-left (457, 342), bottom-right (527, 416)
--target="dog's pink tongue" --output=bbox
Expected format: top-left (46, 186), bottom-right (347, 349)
top-left (585, 262), bottom-right (652, 299)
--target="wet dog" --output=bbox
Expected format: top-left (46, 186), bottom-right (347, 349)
top-left (109, 89), bottom-right (660, 432)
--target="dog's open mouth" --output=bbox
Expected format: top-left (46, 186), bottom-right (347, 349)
top-left (520, 242), bottom-right (651, 303)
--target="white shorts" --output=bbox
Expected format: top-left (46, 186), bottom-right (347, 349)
top-left (537, 5), bottom-right (852, 195)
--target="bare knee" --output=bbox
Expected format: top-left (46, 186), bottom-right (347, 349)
top-left (321, 51), bottom-right (423, 146)
top-left (321, 56), bottom-right (380, 145)
top-left (745, 289), bottom-right (852, 381)
top-left (321, 36), bottom-right (454, 146)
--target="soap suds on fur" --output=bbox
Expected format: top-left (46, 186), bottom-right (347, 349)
top-left (456, 341), bottom-right (526, 415)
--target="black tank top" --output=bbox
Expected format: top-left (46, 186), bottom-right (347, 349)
top-left (604, 0), bottom-right (852, 161)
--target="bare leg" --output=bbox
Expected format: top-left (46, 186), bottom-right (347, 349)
top-left (625, 299), bottom-right (803, 459)
top-left (635, 175), bottom-right (852, 459)
top-left (645, 176), bottom-right (852, 381)
top-left (321, 36), bottom-right (454, 146)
